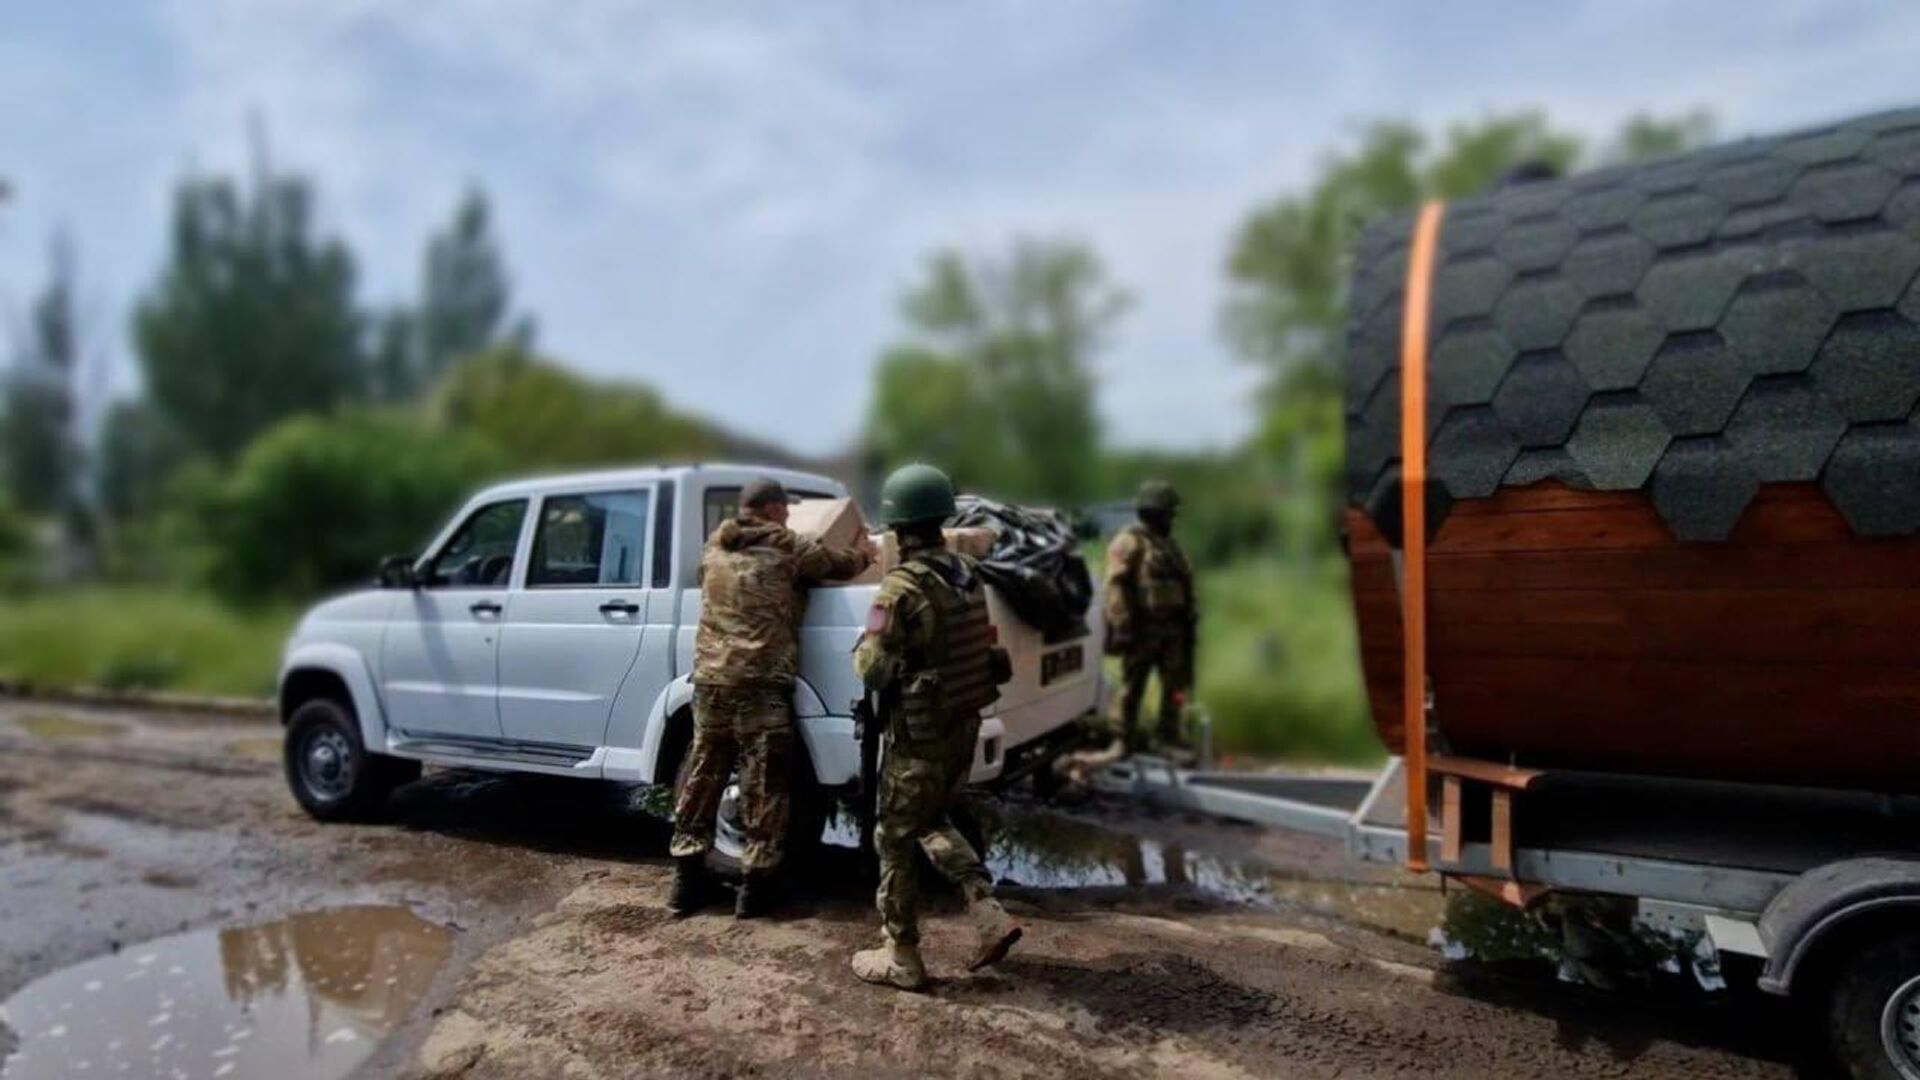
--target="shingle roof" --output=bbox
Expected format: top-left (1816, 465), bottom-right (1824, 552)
top-left (1347, 107), bottom-right (1920, 544)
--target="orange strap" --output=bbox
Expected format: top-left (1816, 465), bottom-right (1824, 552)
top-left (1399, 200), bottom-right (1446, 873)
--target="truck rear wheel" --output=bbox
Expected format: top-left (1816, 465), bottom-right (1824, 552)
top-left (284, 697), bottom-right (417, 822)
top-left (667, 729), bottom-right (825, 882)
top-left (1825, 930), bottom-right (1920, 1080)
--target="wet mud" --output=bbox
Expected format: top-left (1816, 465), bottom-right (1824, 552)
top-left (0, 701), bottom-right (1808, 1078)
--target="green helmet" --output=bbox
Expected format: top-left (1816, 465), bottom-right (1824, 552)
top-left (879, 463), bottom-right (957, 526)
top-left (1135, 479), bottom-right (1181, 513)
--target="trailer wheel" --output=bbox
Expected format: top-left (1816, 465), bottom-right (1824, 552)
top-left (1825, 930), bottom-right (1920, 1080)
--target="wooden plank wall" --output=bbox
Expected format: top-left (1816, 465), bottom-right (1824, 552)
top-left (1346, 482), bottom-right (1920, 792)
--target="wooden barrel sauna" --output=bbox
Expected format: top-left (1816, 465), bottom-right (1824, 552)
top-left (1344, 107), bottom-right (1920, 793)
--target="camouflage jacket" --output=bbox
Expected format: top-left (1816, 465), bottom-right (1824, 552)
top-left (1102, 522), bottom-right (1195, 638)
top-left (693, 516), bottom-right (871, 688)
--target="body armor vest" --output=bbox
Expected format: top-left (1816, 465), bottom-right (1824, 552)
top-left (894, 555), bottom-right (999, 746)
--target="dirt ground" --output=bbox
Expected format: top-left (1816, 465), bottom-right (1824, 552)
top-left (0, 700), bottom-right (1813, 1078)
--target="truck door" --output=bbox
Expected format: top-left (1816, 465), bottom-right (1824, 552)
top-left (497, 486), bottom-right (665, 749)
top-left (380, 498), bottom-right (528, 741)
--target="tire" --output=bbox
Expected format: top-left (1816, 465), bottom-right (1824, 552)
top-left (283, 697), bottom-right (407, 822)
top-left (1824, 930), bottom-right (1920, 1080)
top-left (665, 722), bottom-right (826, 882)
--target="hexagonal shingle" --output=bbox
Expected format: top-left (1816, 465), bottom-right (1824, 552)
top-left (1563, 304), bottom-right (1665, 391)
top-left (1362, 467), bottom-right (1455, 548)
top-left (1566, 392), bottom-right (1672, 489)
top-left (1494, 218), bottom-right (1579, 273)
top-left (1429, 322), bottom-right (1518, 407)
top-left (1430, 256), bottom-right (1514, 327)
top-left (1700, 157), bottom-right (1803, 207)
top-left (1492, 277), bottom-right (1584, 351)
top-left (1637, 250), bottom-right (1754, 333)
top-left (1776, 128), bottom-right (1874, 166)
top-left (1562, 186), bottom-right (1644, 233)
top-left (1723, 375), bottom-right (1848, 483)
top-left (1562, 231), bottom-right (1657, 297)
top-left (1809, 310), bottom-right (1920, 422)
top-left (1347, 378), bottom-right (1402, 494)
top-left (1504, 448), bottom-right (1591, 488)
top-left (1717, 273), bottom-right (1838, 377)
top-left (1790, 161), bottom-right (1901, 224)
top-left (1491, 350), bottom-right (1592, 447)
top-left (1821, 422), bottom-right (1920, 537)
top-left (1641, 331), bottom-right (1752, 436)
top-left (1865, 129), bottom-right (1920, 175)
top-left (1428, 405), bottom-right (1521, 500)
top-left (1629, 190), bottom-right (1724, 249)
top-left (1717, 202), bottom-right (1816, 244)
top-left (1442, 211), bottom-right (1504, 258)
top-left (1885, 181), bottom-right (1920, 234)
top-left (1650, 437), bottom-right (1761, 541)
top-left (1791, 229), bottom-right (1920, 311)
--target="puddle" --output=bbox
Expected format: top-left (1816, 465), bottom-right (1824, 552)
top-left (0, 906), bottom-right (451, 1080)
top-left (1263, 878), bottom-right (1446, 940)
top-left (13, 715), bottom-right (128, 742)
top-left (971, 802), bottom-right (1276, 905)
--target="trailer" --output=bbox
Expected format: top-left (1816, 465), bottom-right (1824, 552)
top-left (1099, 752), bottom-right (1920, 1078)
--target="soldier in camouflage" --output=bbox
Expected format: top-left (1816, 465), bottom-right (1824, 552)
top-left (1103, 480), bottom-right (1197, 752)
top-left (669, 477), bottom-right (873, 918)
top-left (850, 463), bottom-right (1022, 991)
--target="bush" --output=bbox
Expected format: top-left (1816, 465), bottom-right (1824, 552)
top-left (0, 587), bottom-right (293, 696)
top-left (197, 410), bottom-right (506, 603)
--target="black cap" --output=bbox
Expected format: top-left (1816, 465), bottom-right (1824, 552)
top-left (741, 477), bottom-right (799, 509)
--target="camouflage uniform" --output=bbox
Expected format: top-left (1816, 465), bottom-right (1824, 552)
top-left (1103, 520), bottom-right (1196, 747)
top-left (670, 512), bottom-right (869, 872)
top-left (853, 536), bottom-right (1000, 945)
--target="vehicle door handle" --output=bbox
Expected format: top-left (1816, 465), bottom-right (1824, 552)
top-left (469, 600), bottom-right (503, 617)
top-left (599, 600), bottom-right (640, 616)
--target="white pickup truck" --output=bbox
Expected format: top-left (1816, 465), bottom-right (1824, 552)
top-left (277, 463), bottom-right (1102, 868)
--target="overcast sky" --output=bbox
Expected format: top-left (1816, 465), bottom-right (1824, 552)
top-left (3, 1), bottom-right (1918, 454)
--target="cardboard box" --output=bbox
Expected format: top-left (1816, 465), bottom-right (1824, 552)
top-left (787, 497), bottom-right (869, 550)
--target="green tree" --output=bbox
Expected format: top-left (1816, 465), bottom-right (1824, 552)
top-left (196, 410), bottom-right (507, 602)
top-left (429, 347), bottom-right (719, 468)
top-left (133, 163), bottom-right (365, 461)
top-left (96, 400), bottom-right (192, 525)
top-left (867, 237), bottom-right (1126, 503)
top-left (2, 231), bottom-right (84, 518)
top-left (1223, 110), bottom-right (1714, 551)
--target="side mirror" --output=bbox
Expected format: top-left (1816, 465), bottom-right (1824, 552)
top-left (377, 554), bottom-right (419, 590)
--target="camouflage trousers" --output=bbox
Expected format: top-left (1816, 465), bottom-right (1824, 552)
top-left (670, 684), bottom-right (792, 873)
top-left (874, 727), bottom-right (992, 946)
top-left (1110, 631), bottom-right (1192, 747)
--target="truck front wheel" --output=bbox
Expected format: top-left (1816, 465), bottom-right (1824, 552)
top-left (284, 697), bottom-right (418, 822)
top-left (1825, 930), bottom-right (1920, 1080)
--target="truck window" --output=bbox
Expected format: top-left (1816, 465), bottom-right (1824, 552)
top-left (422, 499), bottom-right (528, 588)
top-left (528, 489), bottom-right (654, 588)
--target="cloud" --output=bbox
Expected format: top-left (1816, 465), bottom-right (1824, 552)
top-left (4, 1), bottom-right (1917, 457)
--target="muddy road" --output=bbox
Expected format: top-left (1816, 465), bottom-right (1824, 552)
top-left (0, 701), bottom-right (1810, 1078)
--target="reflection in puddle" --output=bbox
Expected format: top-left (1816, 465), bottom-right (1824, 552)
top-left (0, 906), bottom-right (450, 1080)
top-left (972, 802), bottom-right (1274, 905)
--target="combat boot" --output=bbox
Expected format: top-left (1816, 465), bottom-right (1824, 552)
top-left (851, 935), bottom-right (928, 992)
top-left (733, 869), bottom-right (786, 919)
top-left (667, 855), bottom-right (719, 917)
top-left (965, 896), bottom-right (1023, 971)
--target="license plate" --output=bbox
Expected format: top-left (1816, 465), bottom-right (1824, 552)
top-left (1040, 645), bottom-right (1084, 686)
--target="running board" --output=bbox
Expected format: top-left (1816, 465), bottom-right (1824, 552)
top-left (389, 730), bottom-right (594, 769)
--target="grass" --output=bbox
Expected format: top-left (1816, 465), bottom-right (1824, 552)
top-left (0, 557), bottom-right (1385, 763)
top-left (1191, 557), bottom-right (1382, 763)
top-left (0, 587), bottom-right (296, 698)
